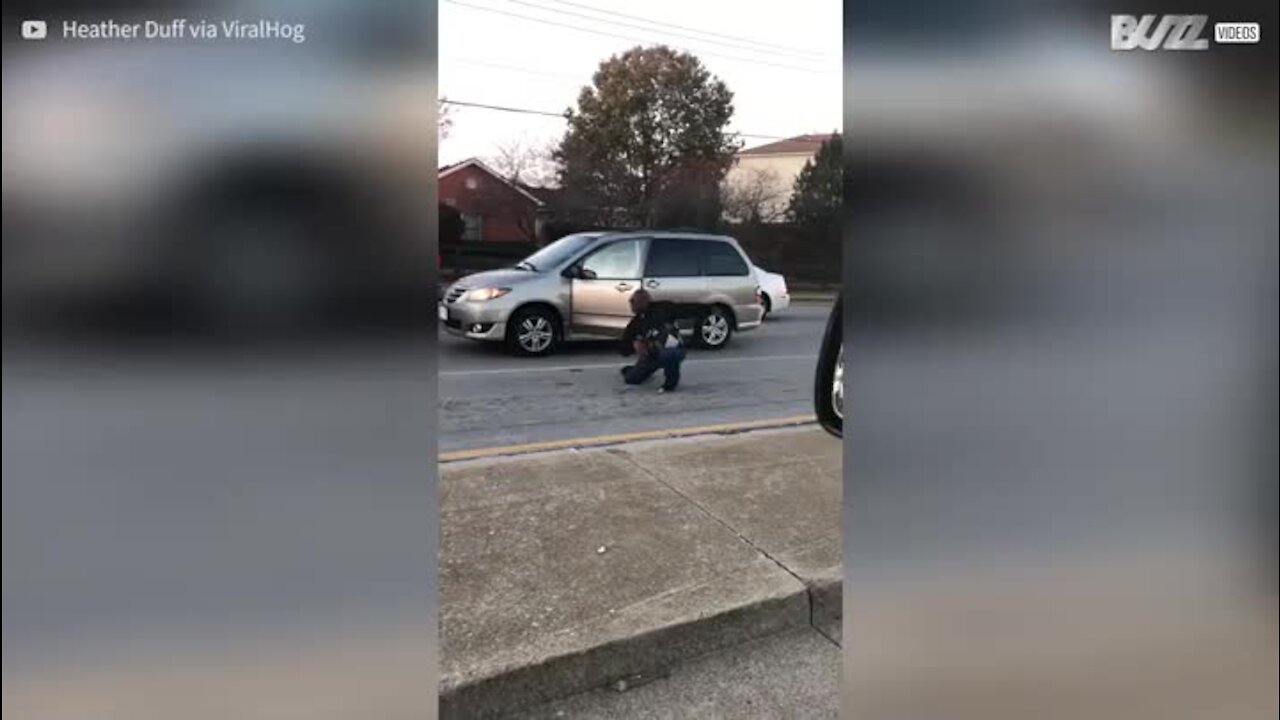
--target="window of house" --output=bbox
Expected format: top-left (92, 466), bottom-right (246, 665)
top-left (461, 214), bottom-right (483, 242)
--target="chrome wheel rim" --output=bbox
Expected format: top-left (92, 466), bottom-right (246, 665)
top-left (701, 312), bottom-right (729, 345)
top-left (518, 316), bottom-right (553, 352)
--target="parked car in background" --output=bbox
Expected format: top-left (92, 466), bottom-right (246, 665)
top-left (440, 230), bottom-right (765, 356)
top-left (753, 265), bottom-right (790, 318)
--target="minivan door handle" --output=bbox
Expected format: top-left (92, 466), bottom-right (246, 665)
top-left (645, 279), bottom-right (660, 289)
top-left (615, 282), bottom-right (632, 292)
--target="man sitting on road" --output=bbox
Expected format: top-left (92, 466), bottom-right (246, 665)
top-left (619, 290), bottom-right (701, 393)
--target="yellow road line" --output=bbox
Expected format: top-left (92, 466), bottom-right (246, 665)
top-left (440, 415), bottom-right (817, 463)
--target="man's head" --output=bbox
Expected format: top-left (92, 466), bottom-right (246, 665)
top-left (629, 289), bottom-right (652, 314)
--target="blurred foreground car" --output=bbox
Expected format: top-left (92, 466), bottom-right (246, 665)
top-left (2, 2), bottom-right (434, 332)
top-left (752, 265), bottom-right (790, 318)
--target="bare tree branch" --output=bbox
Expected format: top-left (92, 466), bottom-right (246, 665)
top-left (722, 167), bottom-right (787, 224)
top-left (438, 98), bottom-right (453, 141)
top-left (488, 137), bottom-right (558, 187)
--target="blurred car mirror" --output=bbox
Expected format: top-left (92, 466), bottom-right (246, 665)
top-left (814, 295), bottom-right (843, 438)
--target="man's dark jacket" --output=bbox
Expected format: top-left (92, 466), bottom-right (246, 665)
top-left (620, 302), bottom-right (704, 358)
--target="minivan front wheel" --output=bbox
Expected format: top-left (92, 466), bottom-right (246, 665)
top-left (506, 306), bottom-right (560, 356)
top-left (696, 306), bottom-right (733, 350)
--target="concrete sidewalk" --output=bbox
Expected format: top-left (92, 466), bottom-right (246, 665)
top-left (439, 425), bottom-right (841, 718)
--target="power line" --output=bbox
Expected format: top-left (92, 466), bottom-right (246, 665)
top-left (442, 99), bottom-right (566, 118)
top-left (502, 0), bottom-right (829, 63)
top-left (442, 0), bottom-right (834, 76)
top-left (443, 56), bottom-right (829, 114)
top-left (533, 0), bottom-right (829, 60)
top-left (440, 98), bottom-right (789, 140)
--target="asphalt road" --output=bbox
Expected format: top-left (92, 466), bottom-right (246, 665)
top-left (437, 303), bottom-right (832, 453)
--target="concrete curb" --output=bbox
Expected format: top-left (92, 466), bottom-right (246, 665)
top-left (440, 585), bottom-right (812, 719)
top-left (440, 416), bottom-right (817, 463)
top-left (809, 576), bottom-right (844, 646)
top-left (440, 578), bottom-right (843, 719)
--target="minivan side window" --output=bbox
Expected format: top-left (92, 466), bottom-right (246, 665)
top-left (579, 239), bottom-right (645, 280)
top-left (645, 238), bottom-right (701, 277)
top-left (701, 240), bottom-right (750, 277)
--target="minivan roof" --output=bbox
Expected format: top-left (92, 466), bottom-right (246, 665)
top-left (594, 230), bottom-right (736, 241)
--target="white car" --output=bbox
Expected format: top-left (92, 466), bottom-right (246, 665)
top-left (753, 266), bottom-right (790, 318)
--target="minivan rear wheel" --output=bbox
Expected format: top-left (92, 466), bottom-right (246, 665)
top-left (695, 305), bottom-right (733, 350)
top-left (506, 306), bottom-right (560, 356)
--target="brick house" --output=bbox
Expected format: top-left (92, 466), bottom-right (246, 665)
top-left (438, 158), bottom-right (547, 243)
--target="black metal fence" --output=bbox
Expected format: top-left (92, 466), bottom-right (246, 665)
top-left (440, 240), bottom-right (537, 283)
top-left (730, 222), bottom-right (841, 287)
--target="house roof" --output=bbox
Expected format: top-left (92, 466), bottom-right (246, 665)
top-left (438, 158), bottom-right (545, 206)
top-left (738, 134), bottom-right (835, 157)
top-left (516, 183), bottom-right (566, 206)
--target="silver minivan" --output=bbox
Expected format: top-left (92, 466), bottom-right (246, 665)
top-left (440, 231), bottom-right (764, 356)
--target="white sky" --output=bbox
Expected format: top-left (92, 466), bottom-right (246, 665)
top-left (438, 0), bottom-right (842, 172)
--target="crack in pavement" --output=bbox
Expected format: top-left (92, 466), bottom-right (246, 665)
top-left (608, 447), bottom-right (839, 646)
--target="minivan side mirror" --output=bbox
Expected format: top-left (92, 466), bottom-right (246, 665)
top-left (561, 265), bottom-right (580, 279)
top-left (814, 295), bottom-right (843, 438)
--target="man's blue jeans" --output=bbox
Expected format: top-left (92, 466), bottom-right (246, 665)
top-left (623, 347), bottom-right (686, 390)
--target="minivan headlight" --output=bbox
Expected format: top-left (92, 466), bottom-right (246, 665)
top-left (466, 287), bottom-right (512, 302)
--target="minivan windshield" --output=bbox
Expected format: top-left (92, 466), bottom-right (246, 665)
top-left (515, 233), bottom-right (603, 272)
